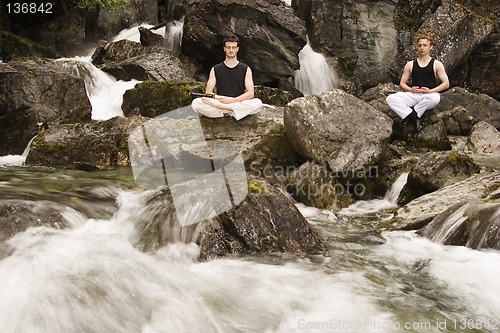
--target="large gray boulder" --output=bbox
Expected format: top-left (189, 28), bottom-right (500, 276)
top-left (127, 179), bottom-right (324, 259)
top-left (467, 121), bottom-right (500, 156)
top-left (0, 200), bottom-right (69, 244)
top-left (182, 0), bottom-right (306, 88)
top-left (0, 59), bottom-right (91, 155)
top-left (283, 161), bottom-right (354, 211)
top-left (284, 89), bottom-right (393, 176)
top-left (122, 81), bottom-right (206, 118)
top-left (127, 106), bottom-right (298, 179)
top-left (199, 180), bottom-right (324, 260)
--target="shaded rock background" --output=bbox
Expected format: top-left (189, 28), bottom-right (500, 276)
top-left (181, 0), bottom-right (307, 88)
top-left (0, 59), bottom-right (92, 155)
top-left (1, 0), bottom-right (499, 97)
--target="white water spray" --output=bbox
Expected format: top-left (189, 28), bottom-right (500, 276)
top-left (339, 172), bottom-right (409, 216)
top-left (165, 17), bottom-right (184, 52)
top-left (112, 24), bottom-right (166, 43)
top-left (0, 137), bottom-right (35, 166)
top-left (294, 40), bottom-right (338, 96)
top-left (56, 57), bottom-right (139, 121)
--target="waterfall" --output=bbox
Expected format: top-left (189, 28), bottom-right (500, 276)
top-left (424, 204), bottom-right (469, 244)
top-left (421, 203), bottom-right (500, 249)
top-left (56, 57), bottom-right (139, 121)
top-left (339, 173), bottom-right (409, 216)
top-left (165, 17), bottom-right (184, 52)
top-left (112, 24), bottom-right (166, 43)
top-left (294, 40), bottom-right (338, 96)
top-left (383, 172), bottom-right (409, 204)
top-left (0, 136), bottom-right (35, 166)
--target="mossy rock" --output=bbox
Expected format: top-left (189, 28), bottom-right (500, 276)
top-left (0, 31), bottom-right (59, 61)
top-left (122, 80), bottom-right (206, 118)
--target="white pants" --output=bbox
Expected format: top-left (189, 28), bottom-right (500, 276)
top-left (386, 92), bottom-right (441, 119)
top-left (191, 98), bottom-right (262, 121)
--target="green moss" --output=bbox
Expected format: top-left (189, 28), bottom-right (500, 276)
top-left (248, 180), bottom-right (265, 194)
top-left (68, 0), bottom-right (126, 10)
top-left (448, 150), bottom-right (473, 166)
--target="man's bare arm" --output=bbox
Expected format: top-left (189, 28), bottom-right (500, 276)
top-left (431, 60), bottom-right (449, 93)
top-left (399, 61), bottom-right (415, 92)
top-left (205, 68), bottom-right (216, 95)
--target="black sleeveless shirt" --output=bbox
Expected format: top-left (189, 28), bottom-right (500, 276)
top-left (214, 62), bottom-right (248, 97)
top-left (411, 58), bottom-right (437, 89)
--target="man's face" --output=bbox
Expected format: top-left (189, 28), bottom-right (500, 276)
top-left (224, 42), bottom-right (239, 58)
top-left (416, 38), bottom-right (432, 56)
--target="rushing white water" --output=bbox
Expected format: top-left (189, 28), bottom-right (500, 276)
top-left (0, 188), bottom-right (393, 333)
top-left (377, 231), bottom-right (500, 322)
top-left (112, 24), bottom-right (166, 43)
top-left (56, 57), bottom-right (139, 120)
top-left (165, 17), bottom-right (184, 52)
top-left (295, 41), bottom-right (338, 96)
top-left (0, 168), bottom-right (499, 332)
top-left (339, 173), bottom-right (409, 216)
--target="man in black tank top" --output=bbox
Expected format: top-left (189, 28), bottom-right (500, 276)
top-left (191, 36), bottom-right (262, 120)
top-left (386, 34), bottom-right (449, 130)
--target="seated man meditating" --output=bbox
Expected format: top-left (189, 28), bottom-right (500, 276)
top-left (386, 34), bottom-right (449, 131)
top-left (191, 36), bottom-right (262, 121)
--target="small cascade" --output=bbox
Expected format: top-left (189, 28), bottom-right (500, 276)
top-left (339, 173), bottom-right (408, 216)
top-left (56, 57), bottom-right (139, 120)
top-left (0, 137), bottom-right (35, 166)
top-left (165, 17), bottom-right (184, 52)
top-left (421, 202), bottom-right (500, 249)
top-left (383, 172), bottom-right (409, 204)
top-left (294, 40), bottom-right (338, 96)
top-left (423, 204), bottom-right (469, 244)
top-left (112, 24), bottom-right (166, 43)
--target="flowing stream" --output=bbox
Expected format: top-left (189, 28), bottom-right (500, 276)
top-left (0, 167), bottom-right (499, 332)
top-left (1, 25), bottom-right (499, 333)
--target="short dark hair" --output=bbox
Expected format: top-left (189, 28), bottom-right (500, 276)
top-left (224, 36), bottom-right (239, 47)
